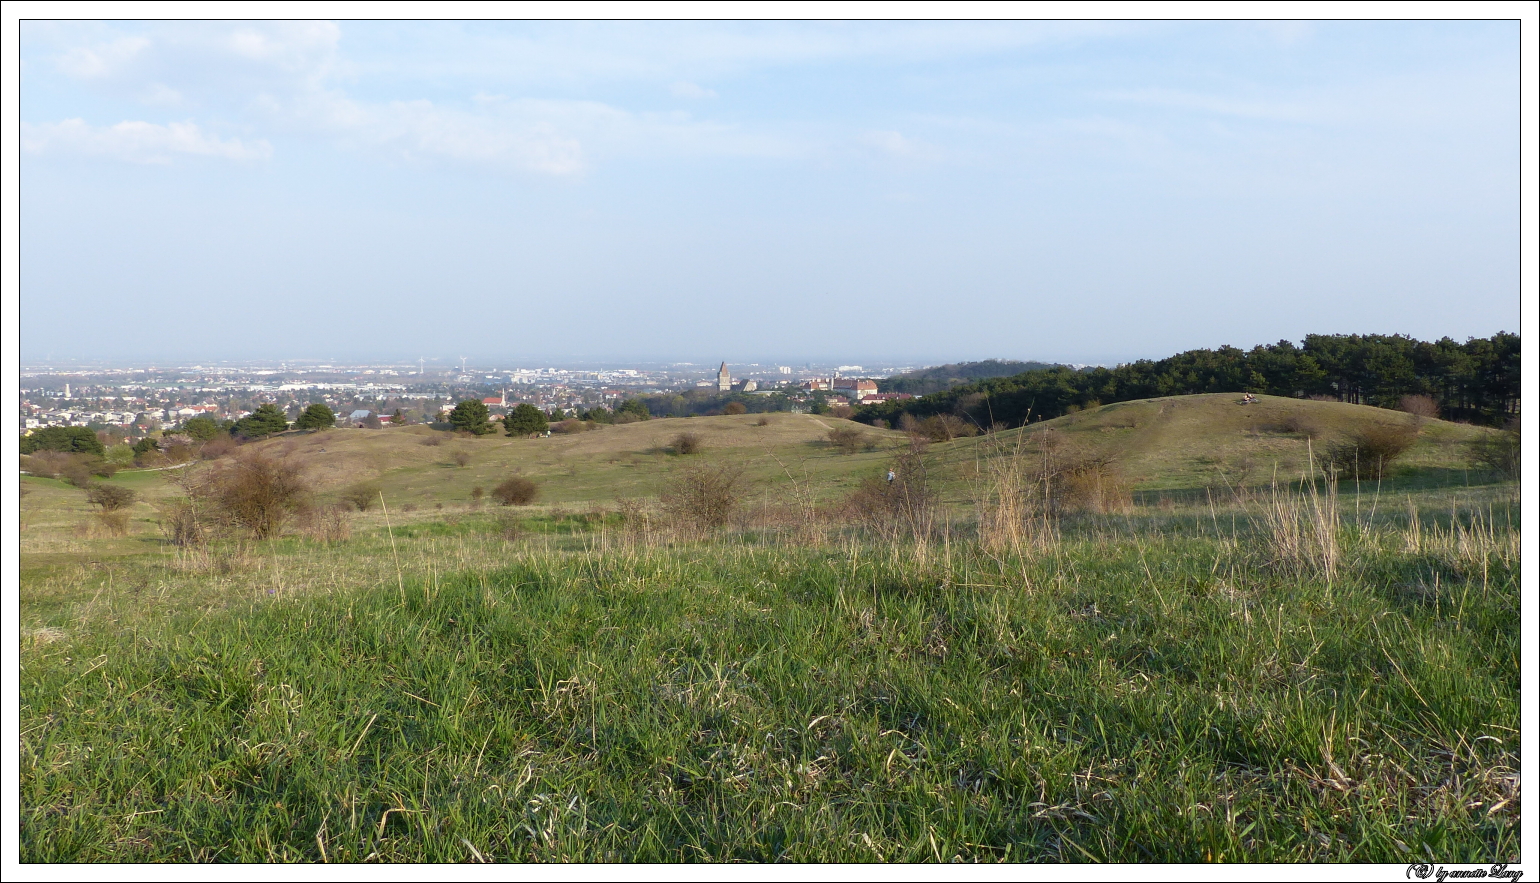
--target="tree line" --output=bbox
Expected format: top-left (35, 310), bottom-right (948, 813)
top-left (856, 332), bottom-right (1519, 430)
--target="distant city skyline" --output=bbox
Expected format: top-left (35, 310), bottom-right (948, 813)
top-left (19, 19), bottom-right (1522, 364)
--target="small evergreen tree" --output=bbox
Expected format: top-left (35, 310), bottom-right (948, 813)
top-left (182, 416), bottom-right (221, 441)
top-left (294, 403), bottom-right (337, 432)
top-left (503, 403), bottom-right (548, 437)
top-left (448, 400), bottom-right (495, 435)
top-left (617, 398), bottom-right (650, 421)
top-left (232, 403), bottom-right (290, 438)
top-left (20, 426), bottom-right (105, 456)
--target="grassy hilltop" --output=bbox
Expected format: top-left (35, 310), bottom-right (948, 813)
top-left (18, 395), bottom-right (1520, 862)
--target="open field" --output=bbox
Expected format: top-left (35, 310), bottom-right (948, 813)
top-left (18, 396), bottom-right (1520, 862)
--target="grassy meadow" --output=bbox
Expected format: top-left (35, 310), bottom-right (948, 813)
top-left (17, 396), bottom-right (1521, 862)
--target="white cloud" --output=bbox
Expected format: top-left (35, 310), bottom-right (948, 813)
top-left (1099, 87), bottom-right (1316, 123)
top-left (56, 36), bottom-right (149, 79)
top-left (670, 81), bottom-right (717, 99)
top-left (20, 118), bottom-right (272, 163)
top-left (860, 129), bottom-right (943, 161)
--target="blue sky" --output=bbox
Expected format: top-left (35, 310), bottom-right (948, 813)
top-left (18, 19), bottom-right (1521, 365)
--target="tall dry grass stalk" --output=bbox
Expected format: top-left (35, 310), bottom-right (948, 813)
top-left (970, 430), bottom-right (1060, 561)
top-left (1256, 450), bottom-right (1339, 584)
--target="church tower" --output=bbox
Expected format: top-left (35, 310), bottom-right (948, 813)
top-left (717, 362), bottom-right (731, 392)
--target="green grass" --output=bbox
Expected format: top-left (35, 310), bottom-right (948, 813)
top-left (18, 394), bottom-right (1519, 862)
top-left (18, 491), bottom-right (1520, 862)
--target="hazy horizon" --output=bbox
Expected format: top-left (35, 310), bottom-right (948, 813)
top-left (20, 20), bottom-right (1520, 364)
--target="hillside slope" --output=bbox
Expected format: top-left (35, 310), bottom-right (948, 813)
top-left (927, 393), bottom-right (1497, 493)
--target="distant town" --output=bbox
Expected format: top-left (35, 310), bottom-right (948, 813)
top-left (17, 359), bottom-right (921, 439)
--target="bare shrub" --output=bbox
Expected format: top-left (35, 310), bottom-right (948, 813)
top-left (199, 434), bottom-right (239, 459)
top-left (401, 502), bottom-right (417, 513)
top-left (1054, 461), bottom-right (1133, 515)
top-left (1025, 433), bottom-right (1132, 515)
top-left (661, 463), bottom-right (745, 533)
top-left (420, 435), bottom-right (444, 447)
top-left (205, 453), bottom-right (311, 539)
top-left (844, 449), bottom-right (935, 542)
top-left (827, 426), bottom-right (865, 453)
top-left (1398, 394), bottom-right (1440, 419)
top-left (724, 402), bottom-right (747, 416)
top-left (59, 455), bottom-right (106, 488)
top-left (1468, 418), bottom-right (1520, 480)
top-left (755, 416), bottom-right (771, 427)
top-left (919, 414), bottom-right (978, 443)
top-left (830, 405), bottom-right (854, 420)
top-left (339, 482), bottom-right (381, 511)
top-left (492, 476), bottom-right (540, 506)
top-left (497, 512), bottom-right (526, 541)
top-left (301, 503), bottom-right (352, 544)
top-left (550, 419), bottom-right (592, 434)
top-left (159, 499), bottom-right (207, 547)
top-left (1324, 422), bottom-right (1420, 481)
top-left (85, 482), bottom-right (137, 511)
top-left (158, 440), bottom-right (196, 465)
top-left (671, 432), bottom-right (702, 455)
top-left (470, 485), bottom-right (485, 504)
top-left (452, 450), bottom-right (472, 468)
top-left (92, 509), bottom-right (131, 537)
top-left (1279, 412), bottom-right (1325, 440)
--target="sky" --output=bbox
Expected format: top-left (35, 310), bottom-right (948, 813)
top-left (16, 18), bottom-right (1523, 366)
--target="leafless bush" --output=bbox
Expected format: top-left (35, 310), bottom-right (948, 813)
top-left (301, 503), bottom-right (352, 544)
top-left (755, 416), bottom-right (771, 427)
top-left (917, 414), bottom-right (978, 442)
top-left (1025, 432), bottom-right (1132, 515)
top-left (724, 402), bottom-right (747, 416)
top-left (844, 449), bottom-right (936, 542)
top-left (26, 450), bottom-right (72, 478)
top-left (1279, 412), bottom-right (1325, 440)
top-left (492, 476), bottom-right (540, 506)
top-left (661, 462), bottom-right (746, 533)
top-left (204, 452), bottom-right (312, 539)
top-left (452, 450), bottom-right (472, 468)
top-left (830, 405), bottom-right (854, 419)
top-left (497, 512), bottom-right (526, 541)
top-left (85, 482), bottom-right (137, 511)
top-left (58, 455), bottom-right (109, 488)
top-left (550, 419), bottom-right (593, 434)
top-left (91, 509), bottom-right (131, 537)
top-left (1324, 421), bottom-right (1420, 481)
top-left (671, 432), bottom-right (702, 455)
top-left (420, 435), bottom-right (444, 447)
top-left (470, 485), bottom-right (485, 504)
top-left (339, 482), bottom-right (381, 511)
top-left (827, 426), bottom-right (865, 453)
top-left (1054, 461), bottom-right (1134, 515)
top-left (158, 499), bottom-right (207, 547)
top-left (199, 434), bottom-right (239, 459)
top-left (1468, 417), bottom-right (1520, 480)
top-left (1398, 394), bottom-right (1440, 419)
